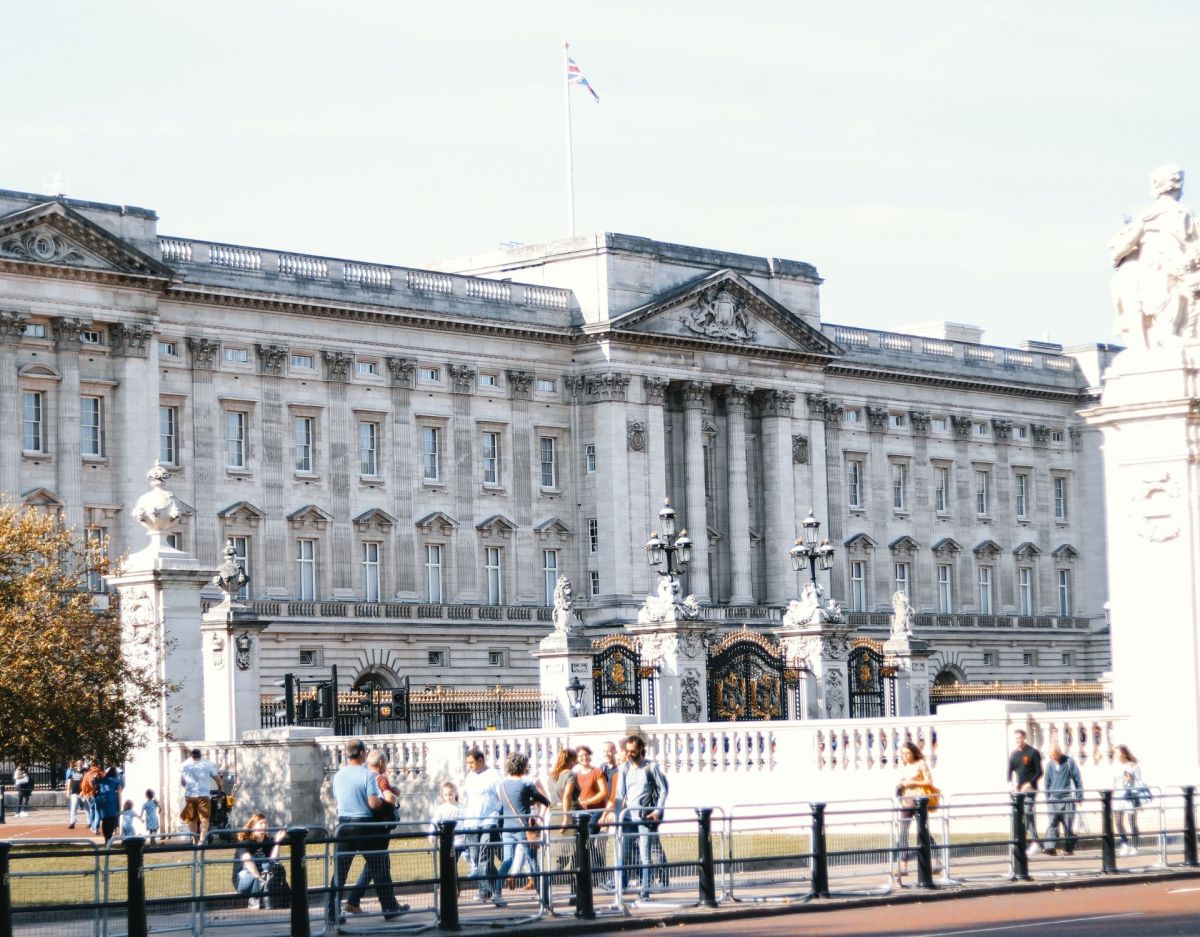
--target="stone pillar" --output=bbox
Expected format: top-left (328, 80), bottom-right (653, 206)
top-left (110, 323), bottom-right (158, 553)
top-left (588, 372), bottom-right (632, 603)
top-left (52, 318), bottom-right (86, 532)
top-left (682, 381), bottom-right (711, 603)
top-left (0, 312), bottom-right (27, 500)
top-left (448, 365), bottom-right (480, 602)
top-left (534, 629), bottom-right (595, 728)
top-left (908, 411), bottom-right (934, 609)
top-left (323, 351), bottom-right (355, 598)
top-left (636, 625), bottom-right (710, 724)
top-left (759, 389), bottom-right (798, 605)
top-left (186, 338), bottom-right (222, 565)
top-left (643, 377), bottom-right (670, 598)
top-left (256, 344), bottom-right (289, 597)
top-left (776, 620), bottom-right (851, 720)
top-left (950, 415), bottom-right (976, 608)
top-left (507, 369), bottom-right (537, 603)
top-left (883, 633), bottom-right (932, 716)
top-left (990, 419), bottom-right (1015, 609)
top-left (201, 601), bottom-right (270, 740)
top-left (387, 358), bottom-right (418, 599)
top-left (723, 384), bottom-right (754, 605)
top-left (811, 395), bottom-right (845, 598)
top-left (1083, 344), bottom-right (1200, 779)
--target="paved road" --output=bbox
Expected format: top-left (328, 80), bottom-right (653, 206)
top-left (589, 881), bottom-right (1200, 935)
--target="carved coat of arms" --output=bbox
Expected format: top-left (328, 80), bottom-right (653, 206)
top-left (680, 288), bottom-right (757, 342)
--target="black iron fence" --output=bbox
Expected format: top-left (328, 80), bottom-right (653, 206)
top-left (0, 763), bottom-right (65, 791)
top-left (930, 680), bottom-right (1109, 713)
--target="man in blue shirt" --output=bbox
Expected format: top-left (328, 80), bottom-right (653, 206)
top-left (614, 734), bottom-right (669, 902)
top-left (328, 739), bottom-right (407, 923)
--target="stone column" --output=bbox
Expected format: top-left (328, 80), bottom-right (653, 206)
top-left (201, 600), bottom-right (271, 740)
top-left (643, 377), bottom-right (670, 598)
top-left (387, 358), bottom-right (418, 599)
top-left (507, 369), bottom-right (537, 603)
top-left (776, 617), bottom-right (851, 720)
top-left (255, 344), bottom-right (289, 597)
top-left (186, 338), bottom-right (222, 565)
top-left (323, 351), bottom-right (355, 598)
top-left (950, 415), bottom-right (975, 608)
top-left (883, 632), bottom-right (932, 716)
top-left (1030, 423), bottom-right (1057, 612)
top-left (723, 384), bottom-right (754, 605)
top-left (533, 629), bottom-right (594, 728)
top-left (111, 323), bottom-right (158, 553)
top-left (1083, 344), bottom-right (1200, 779)
top-left (448, 364), bottom-right (481, 602)
top-left (865, 406), bottom-right (892, 606)
top-left (0, 312), bottom-right (28, 500)
top-left (587, 372), bottom-right (632, 602)
top-left (52, 318), bottom-right (86, 532)
top-left (990, 419), bottom-right (1015, 609)
top-left (811, 395), bottom-right (845, 598)
top-left (758, 389), bottom-right (797, 605)
top-left (909, 411), bottom-right (934, 608)
top-left (682, 381), bottom-right (712, 603)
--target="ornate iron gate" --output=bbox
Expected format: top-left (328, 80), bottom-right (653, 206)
top-left (592, 636), bottom-right (643, 715)
top-left (847, 642), bottom-right (893, 719)
top-left (706, 630), bottom-right (790, 722)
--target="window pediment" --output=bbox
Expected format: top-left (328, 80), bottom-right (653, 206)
top-left (1052, 543), bottom-right (1079, 561)
top-left (287, 504), bottom-right (332, 530)
top-left (416, 511), bottom-right (458, 535)
top-left (1012, 541), bottom-right (1041, 559)
top-left (889, 535), bottom-right (919, 556)
top-left (477, 514), bottom-right (517, 539)
top-left (218, 500), bottom-right (265, 528)
top-left (17, 362), bottom-right (61, 381)
top-left (931, 537), bottom-right (961, 556)
top-left (534, 517), bottom-right (572, 540)
top-left (21, 486), bottom-right (64, 509)
top-left (974, 539), bottom-right (1002, 558)
top-left (354, 508), bottom-right (396, 533)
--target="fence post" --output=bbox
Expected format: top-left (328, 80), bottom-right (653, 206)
top-left (286, 827), bottom-right (310, 937)
top-left (0, 784), bottom-right (5, 825)
top-left (1184, 786), bottom-right (1198, 867)
top-left (914, 798), bottom-right (935, 889)
top-left (0, 841), bottom-right (12, 937)
top-left (809, 802), bottom-right (830, 899)
top-left (695, 808), bottom-right (718, 908)
top-left (123, 836), bottom-right (148, 937)
top-left (437, 820), bottom-right (460, 931)
top-left (1101, 789), bottom-right (1118, 874)
top-left (1010, 793), bottom-right (1030, 881)
top-left (574, 813), bottom-right (595, 919)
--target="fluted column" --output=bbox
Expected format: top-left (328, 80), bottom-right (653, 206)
top-left (186, 337), bottom-right (221, 564)
top-left (53, 318), bottom-right (87, 533)
top-left (323, 351), bottom-right (355, 598)
top-left (0, 312), bottom-right (28, 500)
top-left (448, 364), bottom-right (480, 602)
top-left (723, 384), bottom-right (754, 605)
top-left (387, 358), bottom-right (418, 598)
top-left (256, 344), bottom-right (289, 597)
top-left (682, 381), bottom-right (711, 603)
top-left (507, 369), bottom-right (536, 603)
top-left (643, 376), bottom-right (670, 598)
top-left (110, 322), bottom-right (157, 554)
top-left (758, 389), bottom-right (797, 605)
top-left (587, 371), bottom-right (632, 602)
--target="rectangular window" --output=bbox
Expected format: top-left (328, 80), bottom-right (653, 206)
top-left (299, 649), bottom-right (319, 668)
top-left (978, 565), bottom-right (993, 614)
top-left (588, 518), bottom-right (599, 554)
top-left (585, 444), bottom-right (597, 474)
top-left (892, 463), bottom-right (907, 510)
top-left (932, 417), bottom-right (947, 432)
top-left (80, 396), bottom-right (103, 457)
top-left (231, 536), bottom-right (250, 600)
top-left (481, 431), bottom-right (500, 485)
top-left (294, 416), bottom-right (314, 473)
top-left (889, 413), bottom-right (905, 428)
top-left (590, 570), bottom-right (600, 596)
top-left (84, 527), bottom-right (106, 593)
top-left (223, 347), bottom-right (248, 364)
top-left (934, 466), bottom-right (950, 513)
top-left (22, 391), bottom-right (43, 452)
top-left (422, 426), bottom-right (440, 480)
top-left (894, 562), bottom-right (910, 596)
top-left (1051, 430), bottom-right (1064, 444)
top-left (1054, 477), bottom-right (1068, 520)
top-left (425, 544), bottom-right (443, 602)
top-left (937, 564), bottom-right (952, 613)
top-left (356, 360), bottom-right (378, 376)
top-left (1015, 473), bottom-right (1029, 517)
top-left (159, 406), bottom-right (178, 465)
top-left (1062, 651), bottom-right (1075, 667)
top-left (296, 539), bottom-right (316, 601)
top-left (847, 460), bottom-right (863, 508)
top-left (844, 409), bottom-right (861, 424)
top-left (23, 322), bottom-right (46, 338)
top-left (485, 546), bottom-right (503, 605)
top-left (226, 411), bottom-right (246, 468)
top-left (291, 354), bottom-right (313, 369)
top-left (165, 533), bottom-right (180, 550)
top-left (850, 560), bottom-right (866, 611)
top-left (418, 366), bottom-right (441, 382)
top-left (361, 542), bottom-right (381, 602)
top-left (1018, 567), bottom-right (1033, 615)
top-left (974, 422), bottom-right (988, 437)
top-left (359, 421), bottom-right (378, 476)
top-left (478, 373), bottom-right (498, 387)
top-left (983, 649), bottom-right (998, 667)
top-left (488, 650), bottom-right (506, 667)
top-left (975, 470), bottom-right (990, 516)
top-left (159, 341), bottom-right (178, 357)
top-left (1058, 569), bottom-right (1071, 616)
top-left (536, 377), bottom-right (556, 393)
top-left (1023, 650), bottom-right (1038, 667)
top-left (542, 550), bottom-right (559, 605)
top-left (428, 649), bottom-right (447, 667)
top-left (539, 436), bottom-right (557, 488)
top-left (80, 330), bottom-right (102, 345)
top-left (1015, 425), bottom-right (1028, 440)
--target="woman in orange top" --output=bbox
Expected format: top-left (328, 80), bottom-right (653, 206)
top-left (573, 746), bottom-right (609, 834)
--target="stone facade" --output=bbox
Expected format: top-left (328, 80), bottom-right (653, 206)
top-left (0, 189), bottom-right (1115, 698)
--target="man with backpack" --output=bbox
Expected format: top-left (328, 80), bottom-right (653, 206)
top-left (614, 734), bottom-right (669, 903)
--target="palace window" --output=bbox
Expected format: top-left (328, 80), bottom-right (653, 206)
top-left (359, 421), bottom-right (378, 476)
top-left (590, 570), bottom-right (600, 596)
top-left (294, 416), bottom-right (314, 473)
top-left (1054, 476), bottom-right (1068, 520)
top-left (847, 460), bottom-right (863, 508)
top-left (889, 413), bottom-right (905, 428)
top-left (588, 518), bottom-right (599, 554)
top-left (428, 649), bottom-right (448, 667)
top-left (536, 377), bottom-right (556, 393)
top-left (978, 565), bottom-right (993, 614)
top-left (23, 322), bottom-right (46, 338)
top-left (937, 564), bottom-right (953, 613)
top-left (485, 546), bottom-right (503, 605)
top-left (585, 443), bottom-right (597, 474)
top-left (1018, 567), bottom-right (1033, 615)
top-left (542, 550), bottom-right (558, 605)
top-left (84, 527), bottom-right (107, 593)
top-left (422, 426), bottom-right (441, 481)
top-left (418, 366), bottom-right (441, 382)
top-left (975, 470), bottom-right (990, 516)
top-left (356, 360), bottom-right (378, 376)
top-left (23, 392), bottom-right (45, 452)
top-left (159, 341), bottom-right (178, 357)
top-left (932, 417), bottom-right (947, 432)
top-left (489, 650), bottom-right (507, 667)
top-left (1058, 569), bottom-right (1072, 616)
top-left (159, 406), bottom-right (179, 465)
top-left (892, 463), bottom-right (907, 510)
top-left (361, 542), bottom-right (381, 602)
top-left (80, 330), bottom-right (103, 346)
top-left (296, 539), bottom-right (316, 601)
top-left (850, 560), bottom-right (866, 611)
top-left (934, 466), bottom-right (950, 513)
top-left (223, 346), bottom-right (249, 364)
top-left (481, 431), bottom-right (501, 485)
top-left (231, 536), bottom-right (250, 600)
top-left (290, 353), bottom-right (314, 369)
top-left (425, 544), bottom-right (443, 603)
top-left (539, 436), bottom-right (558, 488)
top-left (894, 562), bottom-right (910, 596)
top-left (80, 396), bottom-right (103, 457)
top-left (226, 411), bottom-right (247, 469)
top-left (1015, 473), bottom-right (1029, 518)
top-left (478, 372), bottom-right (498, 388)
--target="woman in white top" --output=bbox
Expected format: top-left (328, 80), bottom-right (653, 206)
top-left (893, 742), bottom-right (935, 884)
top-left (1114, 744), bottom-right (1145, 857)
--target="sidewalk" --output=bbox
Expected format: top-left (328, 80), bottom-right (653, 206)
top-left (0, 806), bottom-right (107, 842)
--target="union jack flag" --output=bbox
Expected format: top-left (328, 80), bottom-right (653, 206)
top-left (567, 56), bottom-right (600, 103)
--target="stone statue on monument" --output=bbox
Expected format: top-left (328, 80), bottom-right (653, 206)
top-left (131, 461), bottom-right (181, 535)
top-left (890, 590), bottom-right (916, 637)
top-left (551, 574), bottom-right (583, 637)
top-left (213, 539), bottom-right (250, 597)
top-left (637, 575), bottom-right (702, 625)
top-left (1109, 163), bottom-right (1200, 349)
top-left (782, 580), bottom-right (845, 628)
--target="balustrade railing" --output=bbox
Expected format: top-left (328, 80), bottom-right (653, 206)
top-left (931, 681), bottom-right (1109, 714)
top-left (199, 598), bottom-right (554, 621)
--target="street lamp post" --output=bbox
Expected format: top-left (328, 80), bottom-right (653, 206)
top-left (788, 509), bottom-right (835, 587)
top-left (645, 499), bottom-right (693, 579)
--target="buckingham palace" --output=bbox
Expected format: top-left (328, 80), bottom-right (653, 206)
top-left (0, 186), bottom-right (1116, 700)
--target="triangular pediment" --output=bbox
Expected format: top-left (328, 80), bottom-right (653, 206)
top-left (218, 500), bottom-right (266, 527)
top-left (932, 537), bottom-right (961, 555)
top-left (416, 511), bottom-right (458, 533)
top-left (0, 200), bottom-right (173, 279)
top-left (287, 504), bottom-right (333, 530)
top-left (354, 508), bottom-right (397, 532)
top-left (974, 539), bottom-right (1002, 557)
top-left (607, 270), bottom-right (842, 357)
top-left (534, 517), bottom-right (572, 537)
top-left (21, 487), bottom-right (64, 508)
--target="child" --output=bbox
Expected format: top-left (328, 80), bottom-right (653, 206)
top-left (120, 800), bottom-right (138, 840)
top-left (140, 790), bottom-right (160, 844)
top-left (430, 781), bottom-right (466, 854)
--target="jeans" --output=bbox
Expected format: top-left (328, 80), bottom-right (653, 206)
top-left (623, 811), bottom-right (667, 897)
top-left (85, 798), bottom-right (98, 832)
top-left (1116, 809), bottom-right (1140, 847)
top-left (68, 793), bottom-right (81, 826)
top-left (1020, 792), bottom-right (1039, 844)
top-left (497, 829), bottom-right (540, 903)
top-left (1045, 800), bottom-right (1076, 852)
top-left (329, 821), bottom-right (401, 917)
top-left (236, 869), bottom-right (266, 898)
top-left (465, 821), bottom-right (499, 897)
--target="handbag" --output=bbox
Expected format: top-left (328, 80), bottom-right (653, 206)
top-left (1126, 784), bottom-right (1153, 808)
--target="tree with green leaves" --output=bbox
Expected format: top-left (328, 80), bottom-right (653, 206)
top-left (0, 501), bottom-right (165, 769)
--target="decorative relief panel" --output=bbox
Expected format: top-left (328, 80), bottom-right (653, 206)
top-left (627, 420), bottom-right (646, 451)
top-left (792, 434), bottom-right (809, 464)
top-left (679, 286), bottom-right (757, 342)
top-left (1, 230), bottom-right (88, 266)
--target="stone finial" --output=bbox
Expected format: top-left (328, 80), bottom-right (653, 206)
top-left (132, 461), bottom-right (181, 534)
top-left (213, 539), bottom-right (250, 596)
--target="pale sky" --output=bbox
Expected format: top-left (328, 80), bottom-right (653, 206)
top-left (3, 2), bottom-right (1197, 348)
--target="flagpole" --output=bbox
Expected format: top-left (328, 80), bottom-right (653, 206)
top-left (563, 40), bottom-right (576, 238)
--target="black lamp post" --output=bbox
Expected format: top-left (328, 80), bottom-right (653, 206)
top-left (645, 499), bottom-right (693, 578)
top-left (566, 675), bottom-right (585, 718)
top-left (788, 509), bottom-right (835, 586)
